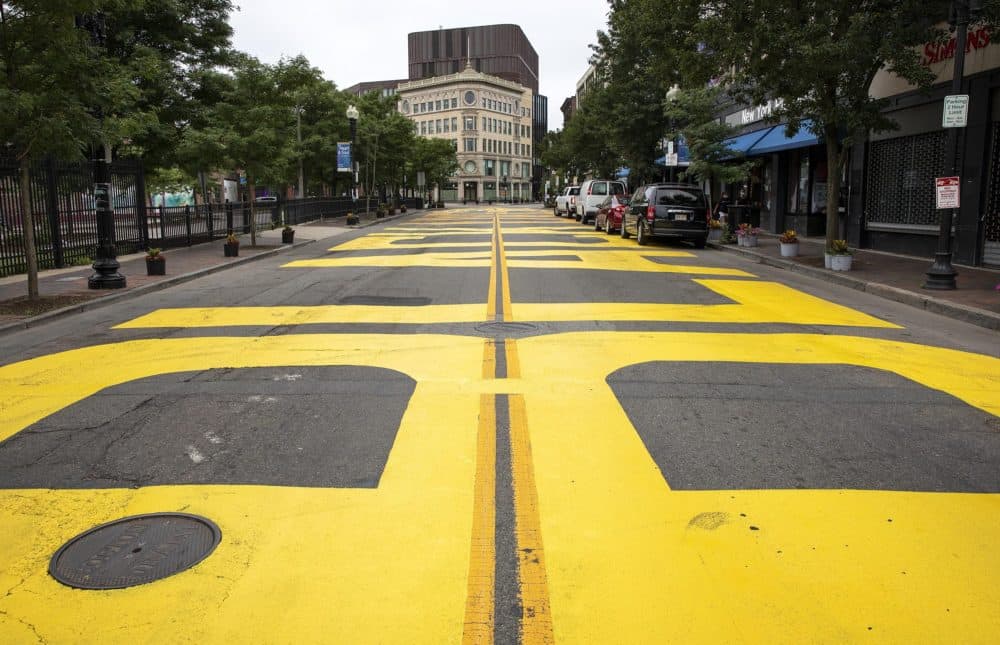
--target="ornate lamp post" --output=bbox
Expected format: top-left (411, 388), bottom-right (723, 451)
top-left (924, 0), bottom-right (982, 289)
top-left (346, 105), bottom-right (359, 207)
top-left (78, 12), bottom-right (125, 289)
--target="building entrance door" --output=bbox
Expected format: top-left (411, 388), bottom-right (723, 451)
top-left (463, 182), bottom-right (478, 203)
top-left (984, 123), bottom-right (1000, 267)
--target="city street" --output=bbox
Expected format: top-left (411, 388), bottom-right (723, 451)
top-left (0, 204), bottom-right (998, 643)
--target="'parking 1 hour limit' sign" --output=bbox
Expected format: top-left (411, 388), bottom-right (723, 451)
top-left (935, 176), bottom-right (960, 209)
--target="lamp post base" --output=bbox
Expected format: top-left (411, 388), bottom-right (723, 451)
top-left (923, 252), bottom-right (958, 290)
top-left (89, 256), bottom-right (126, 289)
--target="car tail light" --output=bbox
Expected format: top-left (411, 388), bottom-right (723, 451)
top-left (646, 205), bottom-right (655, 222)
top-left (587, 186), bottom-right (592, 195)
top-left (571, 196), bottom-right (576, 205)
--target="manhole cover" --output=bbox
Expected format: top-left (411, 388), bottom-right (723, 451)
top-left (49, 513), bottom-right (221, 590)
top-left (475, 321), bottom-right (538, 335)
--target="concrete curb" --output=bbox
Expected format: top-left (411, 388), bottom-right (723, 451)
top-left (710, 242), bottom-right (1000, 331)
top-left (0, 239), bottom-right (315, 337)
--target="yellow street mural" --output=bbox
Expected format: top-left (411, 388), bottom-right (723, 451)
top-left (1, 207), bottom-right (998, 643)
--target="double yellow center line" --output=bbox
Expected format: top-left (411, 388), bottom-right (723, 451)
top-left (464, 212), bottom-right (553, 644)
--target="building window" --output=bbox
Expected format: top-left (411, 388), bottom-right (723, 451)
top-left (443, 119), bottom-right (450, 133)
top-left (420, 122), bottom-right (426, 135)
top-left (452, 117), bottom-right (458, 131)
top-left (436, 119), bottom-right (442, 133)
top-left (527, 126), bottom-right (531, 138)
top-left (500, 160), bottom-right (510, 177)
top-left (464, 116), bottom-right (476, 131)
top-left (482, 117), bottom-right (487, 130)
top-left (451, 98), bottom-right (457, 108)
top-left (435, 100), bottom-right (441, 110)
top-left (485, 159), bottom-right (495, 176)
top-left (464, 138), bottom-right (477, 152)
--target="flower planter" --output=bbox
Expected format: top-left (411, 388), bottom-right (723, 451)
top-left (281, 229), bottom-right (295, 244)
top-left (830, 254), bottom-right (853, 271)
top-left (708, 229), bottom-right (722, 242)
top-left (741, 235), bottom-right (759, 247)
top-left (145, 258), bottom-right (165, 276)
top-left (346, 214), bottom-right (359, 225)
top-left (224, 243), bottom-right (239, 257)
top-left (824, 252), bottom-right (833, 269)
top-left (779, 242), bottom-right (799, 257)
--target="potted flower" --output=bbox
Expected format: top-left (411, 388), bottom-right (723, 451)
top-left (346, 211), bottom-right (359, 225)
top-left (829, 239), bottom-right (853, 271)
top-left (281, 225), bottom-right (295, 244)
top-left (707, 218), bottom-right (723, 242)
top-left (778, 229), bottom-right (799, 257)
top-left (400, 203), bottom-right (407, 213)
top-left (376, 203), bottom-right (387, 218)
top-left (735, 223), bottom-right (760, 247)
top-left (224, 233), bottom-right (240, 257)
top-left (145, 247), bottom-right (165, 275)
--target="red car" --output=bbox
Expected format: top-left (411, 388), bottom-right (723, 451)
top-left (593, 194), bottom-right (631, 234)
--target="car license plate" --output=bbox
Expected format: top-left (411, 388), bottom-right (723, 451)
top-left (672, 212), bottom-right (689, 222)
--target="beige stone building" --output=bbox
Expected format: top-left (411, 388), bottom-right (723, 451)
top-left (397, 64), bottom-right (534, 203)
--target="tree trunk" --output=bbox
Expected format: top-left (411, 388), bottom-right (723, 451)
top-left (824, 124), bottom-right (842, 251)
top-left (19, 158), bottom-right (39, 299)
top-left (248, 178), bottom-right (257, 246)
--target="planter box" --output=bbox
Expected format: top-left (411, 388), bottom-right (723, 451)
top-left (224, 243), bottom-right (239, 257)
top-left (708, 229), bottom-right (722, 242)
top-left (779, 242), bottom-right (799, 257)
top-left (281, 230), bottom-right (295, 243)
top-left (824, 252), bottom-right (833, 269)
top-left (739, 235), bottom-right (759, 247)
top-left (830, 254), bottom-right (853, 271)
top-left (145, 258), bottom-right (165, 275)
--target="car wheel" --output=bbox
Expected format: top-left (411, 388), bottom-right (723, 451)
top-left (620, 218), bottom-right (630, 239)
top-left (605, 217), bottom-right (613, 235)
top-left (637, 221), bottom-right (648, 245)
top-left (553, 206), bottom-right (559, 216)
top-left (594, 216), bottom-right (601, 231)
top-left (575, 212), bottom-right (581, 221)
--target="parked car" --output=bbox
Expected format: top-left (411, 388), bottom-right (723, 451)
top-left (576, 179), bottom-right (628, 223)
top-left (554, 186), bottom-right (580, 217)
top-left (594, 194), bottom-right (631, 234)
top-left (620, 183), bottom-right (710, 248)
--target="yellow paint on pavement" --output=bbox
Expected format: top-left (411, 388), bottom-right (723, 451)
top-left (0, 335), bottom-right (486, 644)
top-left (116, 303), bottom-right (488, 328)
top-left (513, 331), bottom-right (1000, 643)
top-left (462, 390), bottom-right (497, 645)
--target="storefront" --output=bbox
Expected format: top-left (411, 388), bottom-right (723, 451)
top-left (859, 21), bottom-right (1000, 267)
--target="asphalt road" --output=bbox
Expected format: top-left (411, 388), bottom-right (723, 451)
top-left (0, 205), bottom-right (998, 644)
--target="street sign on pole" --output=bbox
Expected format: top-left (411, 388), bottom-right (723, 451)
top-left (942, 95), bottom-right (969, 128)
top-left (935, 176), bottom-right (960, 209)
top-left (336, 142), bottom-right (352, 173)
top-left (665, 153), bottom-right (679, 166)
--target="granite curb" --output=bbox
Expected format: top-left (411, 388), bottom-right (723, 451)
top-left (710, 241), bottom-right (1000, 331)
top-left (0, 239), bottom-right (315, 337)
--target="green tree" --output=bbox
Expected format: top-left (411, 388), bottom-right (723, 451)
top-left (0, 1), bottom-right (137, 298)
top-left (353, 92), bottom-right (416, 210)
top-left (665, 85), bottom-right (755, 209)
top-left (693, 0), bottom-right (950, 248)
top-left (409, 137), bottom-right (458, 203)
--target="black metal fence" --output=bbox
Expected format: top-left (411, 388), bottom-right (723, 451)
top-left (0, 155), bottom-right (390, 277)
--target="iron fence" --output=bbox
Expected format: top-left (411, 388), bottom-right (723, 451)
top-left (0, 154), bottom-right (370, 277)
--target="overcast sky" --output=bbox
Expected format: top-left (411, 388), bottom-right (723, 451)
top-left (228, 0), bottom-right (612, 131)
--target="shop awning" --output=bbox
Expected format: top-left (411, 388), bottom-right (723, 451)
top-left (749, 120), bottom-right (821, 155)
top-left (720, 128), bottom-right (772, 159)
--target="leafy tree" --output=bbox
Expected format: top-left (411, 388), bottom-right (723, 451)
top-left (353, 92), bottom-right (416, 210)
top-left (102, 0), bottom-right (235, 171)
top-left (693, 0), bottom-right (950, 248)
top-left (185, 54), bottom-right (293, 245)
top-left (408, 137), bottom-right (458, 203)
top-left (0, 1), bottom-right (137, 298)
top-left (665, 85), bottom-right (755, 208)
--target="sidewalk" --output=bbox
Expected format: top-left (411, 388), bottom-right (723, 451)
top-left (0, 209), bottom-right (410, 333)
top-left (712, 233), bottom-right (1000, 330)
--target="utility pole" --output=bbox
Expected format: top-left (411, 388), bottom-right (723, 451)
top-left (295, 106), bottom-right (305, 199)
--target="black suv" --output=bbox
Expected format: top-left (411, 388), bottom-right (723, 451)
top-left (621, 183), bottom-right (710, 248)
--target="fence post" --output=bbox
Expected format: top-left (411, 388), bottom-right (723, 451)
top-left (43, 157), bottom-right (64, 268)
top-left (159, 204), bottom-right (166, 243)
top-left (185, 204), bottom-right (192, 246)
top-left (225, 199), bottom-right (233, 233)
top-left (136, 161), bottom-right (150, 250)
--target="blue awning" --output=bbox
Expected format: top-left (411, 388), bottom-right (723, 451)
top-left (616, 167), bottom-right (630, 178)
top-left (748, 120), bottom-right (821, 155)
top-left (722, 128), bottom-right (772, 157)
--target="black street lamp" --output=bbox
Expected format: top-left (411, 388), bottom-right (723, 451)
top-left (78, 12), bottom-right (125, 289)
top-left (924, 0), bottom-right (982, 290)
top-left (346, 105), bottom-right (359, 210)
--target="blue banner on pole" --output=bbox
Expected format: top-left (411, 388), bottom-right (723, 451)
top-left (337, 142), bottom-right (352, 173)
top-left (677, 134), bottom-right (690, 165)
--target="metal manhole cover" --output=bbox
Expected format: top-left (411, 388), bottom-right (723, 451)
top-left (475, 321), bottom-right (538, 335)
top-left (49, 513), bottom-right (221, 590)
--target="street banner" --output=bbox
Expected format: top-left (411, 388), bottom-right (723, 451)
top-left (337, 143), bottom-right (352, 173)
top-left (935, 176), bottom-right (960, 209)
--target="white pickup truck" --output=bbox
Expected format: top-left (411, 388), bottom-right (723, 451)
top-left (553, 186), bottom-right (580, 217)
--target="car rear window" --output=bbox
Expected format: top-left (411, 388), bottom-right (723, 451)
top-left (610, 182), bottom-right (626, 195)
top-left (569, 187), bottom-right (580, 195)
top-left (592, 182), bottom-right (608, 195)
top-left (656, 188), bottom-right (706, 207)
